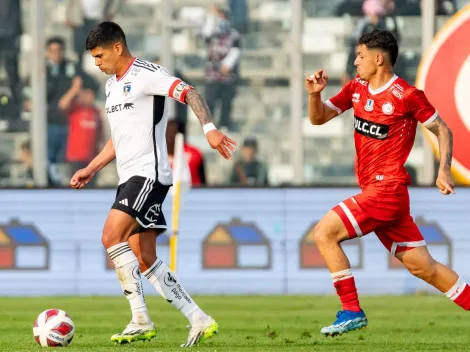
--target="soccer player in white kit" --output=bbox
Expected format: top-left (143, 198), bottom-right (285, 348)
top-left (70, 22), bottom-right (237, 347)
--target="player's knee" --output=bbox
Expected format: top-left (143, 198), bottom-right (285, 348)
top-left (408, 259), bottom-right (438, 282)
top-left (101, 231), bottom-right (116, 248)
top-left (101, 227), bottom-right (127, 248)
top-left (313, 222), bottom-right (337, 247)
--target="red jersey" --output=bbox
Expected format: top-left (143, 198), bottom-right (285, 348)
top-left (326, 75), bottom-right (437, 188)
top-left (169, 143), bottom-right (205, 186)
top-left (66, 104), bottom-right (102, 162)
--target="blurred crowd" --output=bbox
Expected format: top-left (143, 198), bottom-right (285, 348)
top-left (0, 0), bottom-right (466, 187)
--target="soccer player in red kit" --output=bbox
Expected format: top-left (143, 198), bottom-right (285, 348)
top-left (306, 29), bottom-right (470, 336)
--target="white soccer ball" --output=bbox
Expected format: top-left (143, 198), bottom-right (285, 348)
top-left (33, 309), bottom-right (75, 347)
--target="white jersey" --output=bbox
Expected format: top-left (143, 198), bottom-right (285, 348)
top-left (105, 58), bottom-right (192, 185)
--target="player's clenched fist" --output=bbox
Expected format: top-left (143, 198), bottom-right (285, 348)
top-left (435, 170), bottom-right (455, 195)
top-left (70, 168), bottom-right (95, 189)
top-left (305, 69), bottom-right (329, 94)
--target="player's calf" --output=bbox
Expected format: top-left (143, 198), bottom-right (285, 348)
top-left (103, 211), bottom-right (152, 332)
top-left (143, 259), bottom-right (218, 344)
top-left (398, 247), bottom-right (470, 310)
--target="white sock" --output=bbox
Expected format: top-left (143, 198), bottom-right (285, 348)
top-left (445, 277), bottom-right (467, 301)
top-left (331, 268), bottom-right (353, 282)
top-left (143, 259), bottom-right (207, 323)
top-left (107, 243), bottom-right (151, 325)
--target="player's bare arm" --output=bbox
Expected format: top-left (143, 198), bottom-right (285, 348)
top-left (70, 138), bottom-right (116, 189)
top-left (306, 70), bottom-right (339, 125)
top-left (185, 89), bottom-right (237, 160)
top-left (425, 116), bottom-right (455, 195)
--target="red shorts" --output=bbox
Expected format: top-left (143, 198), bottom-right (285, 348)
top-left (333, 185), bottom-right (426, 256)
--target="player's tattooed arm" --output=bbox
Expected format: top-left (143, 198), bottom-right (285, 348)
top-left (425, 116), bottom-right (453, 171)
top-left (185, 89), bottom-right (213, 126)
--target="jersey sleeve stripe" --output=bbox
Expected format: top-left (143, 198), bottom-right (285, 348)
top-left (133, 63), bottom-right (156, 72)
top-left (325, 99), bottom-right (342, 115)
top-left (421, 110), bottom-right (438, 126)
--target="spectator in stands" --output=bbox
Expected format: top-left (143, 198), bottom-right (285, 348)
top-left (394, 0), bottom-right (457, 15)
top-left (153, 57), bottom-right (191, 128)
top-left (228, 0), bottom-right (249, 34)
top-left (59, 74), bottom-right (103, 186)
top-left (46, 37), bottom-right (81, 186)
top-left (65, 0), bottom-right (122, 68)
top-left (202, 4), bottom-right (241, 131)
top-left (166, 119), bottom-right (206, 187)
top-left (0, 0), bottom-right (23, 119)
top-left (342, 0), bottom-right (401, 85)
top-left (18, 140), bottom-right (33, 180)
top-left (229, 137), bottom-right (269, 186)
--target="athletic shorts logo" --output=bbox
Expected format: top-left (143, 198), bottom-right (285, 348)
top-left (145, 204), bottom-right (161, 222)
top-left (354, 115), bottom-right (389, 140)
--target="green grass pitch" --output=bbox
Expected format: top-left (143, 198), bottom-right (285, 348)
top-left (1, 295), bottom-right (469, 351)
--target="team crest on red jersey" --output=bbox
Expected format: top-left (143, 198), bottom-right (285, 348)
top-left (364, 99), bottom-right (374, 111)
top-left (382, 102), bottom-right (394, 115)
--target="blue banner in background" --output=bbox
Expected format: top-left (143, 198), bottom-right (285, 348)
top-left (0, 188), bottom-right (468, 296)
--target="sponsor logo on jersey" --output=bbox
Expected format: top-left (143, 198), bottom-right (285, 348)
top-left (354, 115), bottom-right (389, 140)
top-left (364, 99), bottom-right (374, 112)
top-left (123, 83), bottom-right (131, 96)
top-left (392, 88), bottom-right (403, 99)
top-left (106, 103), bottom-right (134, 114)
top-left (352, 93), bottom-right (360, 103)
top-left (131, 67), bottom-right (141, 76)
top-left (382, 102), bottom-right (394, 114)
top-left (354, 77), bottom-right (368, 86)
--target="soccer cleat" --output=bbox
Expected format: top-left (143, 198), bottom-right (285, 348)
top-left (110, 322), bottom-right (157, 344)
top-left (180, 317), bottom-right (219, 348)
top-left (320, 310), bottom-right (368, 337)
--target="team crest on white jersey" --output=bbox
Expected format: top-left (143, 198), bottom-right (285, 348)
top-left (364, 99), bottom-right (374, 111)
top-left (123, 83), bottom-right (132, 96)
top-left (352, 93), bottom-right (360, 103)
top-left (382, 102), bottom-right (394, 115)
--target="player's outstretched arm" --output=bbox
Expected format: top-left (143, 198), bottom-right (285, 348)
top-left (425, 116), bottom-right (455, 195)
top-left (306, 70), bottom-right (339, 125)
top-left (185, 89), bottom-right (237, 160)
top-left (70, 138), bottom-right (116, 189)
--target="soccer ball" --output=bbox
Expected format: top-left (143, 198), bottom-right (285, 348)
top-left (33, 309), bottom-right (75, 347)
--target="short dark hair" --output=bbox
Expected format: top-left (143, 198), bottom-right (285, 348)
top-left (47, 36), bottom-right (65, 48)
top-left (358, 29), bottom-right (399, 66)
top-left (85, 21), bottom-right (127, 51)
top-left (243, 137), bottom-right (257, 150)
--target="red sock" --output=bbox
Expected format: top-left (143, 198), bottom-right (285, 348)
top-left (446, 278), bottom-right (470, 310)
top-left (332, 269), bottom-right (361, 312)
